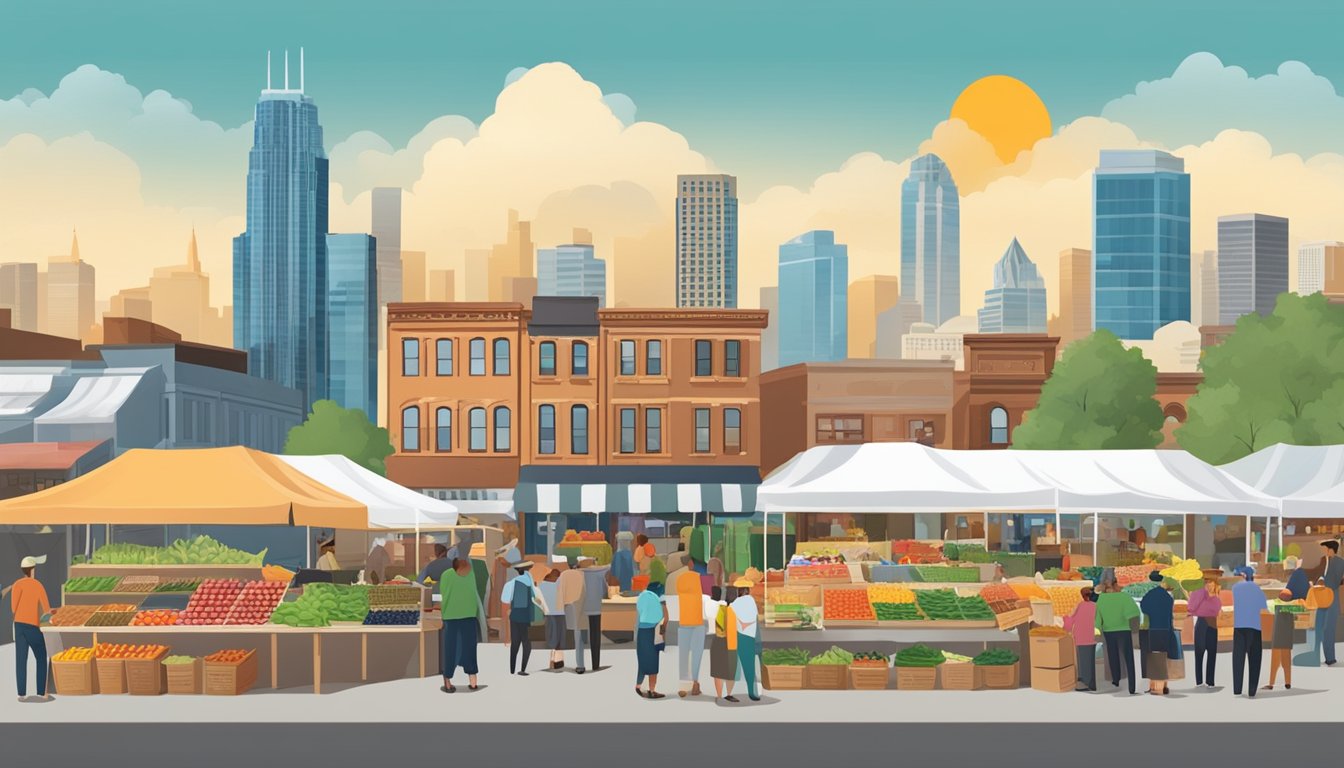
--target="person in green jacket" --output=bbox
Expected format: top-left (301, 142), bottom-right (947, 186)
top-left (440, 558), bottom-right (481, 693)
top-left (1095, 581), bottom-right (1140, 694)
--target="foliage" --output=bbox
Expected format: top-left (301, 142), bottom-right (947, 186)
top-left (283, 400), bottom-right (395, 476)
top-left (1011, 330), bottom-right (1164, 450)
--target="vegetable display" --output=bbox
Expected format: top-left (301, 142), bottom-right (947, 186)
top-left (363, 609), bottom-right (420, 626)
top-left (154, 578), bottom-right (202, 593)
top-left (163, 655), bottom-right (196, 665)
top-left (914, 589), bottom-right (962, 620)
top-left (955, 595), bottom-right (995, 620)
top-left (914, 565), bottom-right (979, 583)
top-left (1078, 566), bottom-right (1104, 584)
top-left (270, 583), bottom-right (369, 627)
top-left (92, 535), bottom-right (266, 565)
top-left (761, 647), bottom-right (810, 666)
top-left (368, 585), bottom-right (422, 607)
top-left (64, 576), bottom-right (119, 593)
top-left (943, 652), bottom-right (974, 664)
top-left (851, 651), bottom-right (889, 667)
top-left (979, 584), bottom-right (1018, 604)
top-left (973, 648), bottom-right (1019, 666)
top-left (808, 646), bottom-right (856, 666)
top-left (1123, 581), bottom-right (1161, 599)
top-left (113, 575), bottom-right (160, 593)
top-left (86, 604), bottom-right (138, 626)
top-left (893, 644), bottom-right (945, 667)
top-left (873, 602), bottom-right (923, 621)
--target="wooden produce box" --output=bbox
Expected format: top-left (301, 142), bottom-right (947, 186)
top-left (1031, 664), bottom-right (1077, 693)
top-left (895, 666), bottom-right (937, 690)
top-left (1030, 633), bottom-right (1072, 669)
top-left (126, 649), bottom-right (170, 695)
top-left (204, 650), bottom-right (259, 696)
top-left (939, 662), bottom-right (982, 690)
top-left (52, 658), bottom-right (98, 695)
top-left (165, 658), bottom-right (202, 695)
top-left (96, 658), bottom-right (128, 694)
top-left (995, 607), bottom-right (1033, 631)
top-left (849, 665), bottom-right (890, 690)
top-left (980, 662), bottom-right (1021, 689)
top-left (805, 664), bottom-right (849, 690)
top-left (762, 665), bottom-right (804, 691)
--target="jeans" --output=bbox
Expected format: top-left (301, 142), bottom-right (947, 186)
top-left (1193, 617), bottom-right (1218, 686)
top-left (678, 623), bottom-right (707, 685)
top-left (509, 620), bottom-right (532, 674)
top-left (573, 614), bottom-right (602, 670)
top-left (1232, 628), bottom-right (1263, 696)
top-left (15, 622), bottom-right (47, 697)
top-left (1103, 630), bottom-right (1136, 694)
top-left (736, 634), bottom-right (758, 697)
top-left (1317, 598), bottom-right (1339, 664)
top-left (442, 617), bottom-right (479, 679)
top-left (1075, 645), bottom-right (1097, 691)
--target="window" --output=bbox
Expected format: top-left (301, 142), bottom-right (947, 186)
top-left (645, 408), bottom-right (662, 453)
top-left (539, 342), bottom-right (557, 376)
top-left (469, 408), bottom-right (487, 452)
top-left (538, 405), bottom-right (556, 455)
top-left (725, 340), bottom-right (741, 377)
top-left (469, 338), bottom-right (486, 376)
top-left (435, 407), bottom-right (452, 452)
top-left (402, 338), bottom-right (420, 377)
top-left (619, 340), bottom-right (636, 376)
top-left (646, 340), bottom-right (663, 376)
top-left (572, 342), bottom-right (589, 376)
top-left (435, 339), bottom-right (453, 376)
top-left (694, 408), bottom-right (711, 452)
top-left (494, 406), bottom-right (511, 452)
top-left (493, 338), bottom-right (511, 375)
top-left (571, 405), bottom-right (589, 455)
top-left (401, 406), bottom-right (420, 452)
top-left (989, 406), bottom-right (1010, 445)
top-left (816, 415), bottom-right (864, 444)
top-left (620, 408), bottom-right (636, 454)
top-left (695, 340), bottom-right (712, 376)
top-left (724, 408), bottom-right (742, 454)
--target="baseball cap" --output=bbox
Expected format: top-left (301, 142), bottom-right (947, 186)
top-left (20, 555), bottom-right (47, 569)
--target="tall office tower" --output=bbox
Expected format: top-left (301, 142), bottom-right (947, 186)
top-left (1217, 213), bottom-right (1289, 324)
top-left (400, 250), bottom-right (426, 301)
top-left (676, 174), bottom-right (738, 308)
top-left (778, 230), bottom-right (848, 366)
top-left (428, 269), bottom-right (456, 302)
top-left (46, 231), bottom-right (95, 341)
top-left (1092, 149), bottom-right (1190, 340)
top-left (326, 234), bottom-right (378, 419)
top-left (149, 230), bottom-right (216, 344)
top-left (874, 298), bottom-right (926, 358)
top-left (1055, 248), bottom-right (1092, 347)
top-left (760, 286), bottom-right (779, 371)
top-left (1324, 244), bottom-right (1344, 297)
top-left (371, 187), bottom-right (403, 307)
top-left (464, 249), bottom-right (490, 301)
top-left (232, 49), bottom-right (329, 406)
top-left (1196, 250), bottom-right (1219, 326)
top-left (537, 236), bottom-right (607, 307)
top-left (1297, 241), bottom-right (1340, 295)
top-left (109, 286), bottom-right (153, 322)
top-left (847, 275), bottom-right (900, 358)
top-left (0, 262), bottom-right (39, 331)
top-left (978, 238), bottom-right (1047, 333)
top-left (901, 154), bottom-right (960, 326)
top-left (488, 210), bottom-right (534, 301)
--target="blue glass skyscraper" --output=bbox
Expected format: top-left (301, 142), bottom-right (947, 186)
top-left (778, 230), bottom-right (848, 367)
top-left (233, 50), bottom-right (329, 407)
top-left (326, 234), bottom-right (377, 420)
top-left (537, 243), bottom-right (607, 307)
top-left (901, 154), bottom-right (960, 327)
top-left (1092, 149), bottom-right (1190, 340)
top-left (978, 238), bottom-right (1047, 333)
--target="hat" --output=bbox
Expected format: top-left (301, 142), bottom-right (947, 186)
top-left (1234, 566), bottom-right (1256, 579)
top-left (318, 536), bottom-right (335, 549)
top-left (514, 560), bottom-right (535, 571)
top-left (20, 555), bottom-right (47, 569)
top-left (1149, 570), bottom-right (1165, 583)
top-left (732, 578), bottom-right (754, 589)
top-left (496, 538), bottom-right (522, 565)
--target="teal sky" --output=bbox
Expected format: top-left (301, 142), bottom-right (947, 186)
top-left (5, 0), bottom-right (1344, 191)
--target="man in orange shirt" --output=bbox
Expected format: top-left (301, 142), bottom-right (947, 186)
top-left (5, 555), bottom-right (54, 701)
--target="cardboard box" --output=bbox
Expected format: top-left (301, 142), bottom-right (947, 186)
top-left (1031, 634), bottom-right (1072, 669)
top-left (1031, 664), bottom-right (1077, 693)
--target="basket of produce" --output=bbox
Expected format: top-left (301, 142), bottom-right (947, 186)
top-left (849, 652), bottom-right (890, 690)
top-left (113, 575), bottom-right (161, 593)
top-left (64, 576), bottom-right (121, 593)
top-left (893, 644), bottom-right (944, 690)
top-left (369, 584), bottom-right (422, 607)
top-left (363, 607), bottom-right (421, 626)
top-left (47, 604), bottom-right (98, 626)
top-left (804, 646), bottom-right (853, 689)
top-left (126, 646), bottom-right (171, 695)
top-left (95, 643), bottom-right (165, 694)
top-left (203, 649), bottom-right (259, 695)
top-left (873, 602), bottom-right (923, 622)
top-left (955, 595), bottom-right (996, 621)
top-left (1047, 586), bottom-right (1086, 618)
top-left (179, 579), bottom-right (244, 625)
top-left (223, 580), bottom-right (288, 625)
top-left (271, 583), bottom-right (369, 627)
top-left (974, 648), bottom-right (1021, 689)
top-left (87, 604), bottom-right (138, 627)
top-left (154, 578), bottom-right (203, 593)
top-left (822, 586), bottom-right (875, 625)
top-left (131, 609), bottom-right (181, 626)
top-left (164, 656), bottom-right (202, 695)
top-left (761, 648), bottom-right (808, 690)
top-left (939, 653), bottom-right (980, 690)
top-left (786, 563), bottom-right (851, 584)
top-left (51, 647), bottom-right (97, 695)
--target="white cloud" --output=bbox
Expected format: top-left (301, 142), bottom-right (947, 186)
top-left (328, 115), bottom-right (477, 202)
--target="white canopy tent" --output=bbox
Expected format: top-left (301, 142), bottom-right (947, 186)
top-left (1222, 444), bottom-right (1344, 519)
top-left (278, 454), bottom-right (461, 530)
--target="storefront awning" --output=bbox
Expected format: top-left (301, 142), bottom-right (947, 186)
top-left (514, 465), bottom-right (760, 515)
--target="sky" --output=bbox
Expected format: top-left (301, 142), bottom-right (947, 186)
top-left (3, 0), bottom-right (1344, 317)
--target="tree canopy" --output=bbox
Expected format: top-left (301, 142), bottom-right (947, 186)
top-left (283, 400), bottom-right (395, 476)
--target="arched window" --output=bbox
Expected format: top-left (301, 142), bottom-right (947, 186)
top-left (572, 342), bottom-right (589, 376)
top-left (469, 408), bottom-right (487, 452)
top-left (989, 406), bottom-right (1009, 445)
top-left (401, 406), bottom-right (420, 452)
top-left (435, 407), bottom-right (452, 452)
top-left (539, 342), bottom-right (557, 377)
top-left (571, 405), bottom-right (589, 455)
top-left (493, 338), bottom-right (511, 375)
top-left (469, 338), bottom-right (486, 376)
top-left (493, 406), bottom-right (512, 452)
top-left (538, 405), bottom-right (556, 455)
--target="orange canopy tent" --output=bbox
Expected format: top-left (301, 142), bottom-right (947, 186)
top-left (0, 446), bottom-right (367, 529)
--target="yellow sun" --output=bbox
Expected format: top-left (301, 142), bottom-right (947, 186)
top-left (950, 75), bottom-right (1052, 163)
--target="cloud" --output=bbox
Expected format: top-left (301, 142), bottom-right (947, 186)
top-left (328, 115), bottom-right (477, 202)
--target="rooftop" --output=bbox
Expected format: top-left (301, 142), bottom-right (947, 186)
top-left (0, 439), bottom-right (109, 471)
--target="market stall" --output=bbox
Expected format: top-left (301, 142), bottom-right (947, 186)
top-left (1222, 443), bottom-right (1344, 568)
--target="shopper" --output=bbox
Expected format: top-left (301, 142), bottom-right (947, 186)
top-left (675, 560), bottom-right (709, 697)
top-left (556, 559), bottom-right (588, 674)
top-left (1318, 539), bottom-right (1343, 666)
top-left (1187, 575), bottom-right (1222, 688)
top-left (708, 587), bottom-right (738, 702)
top-left (501, 560), bottom-right (546, 676)
top-left (439, 558), bottom-right (481, 693)
top-left (1139, 571), bottom-right (1175, 695)
top-left (1285, 565), bottom-right (1310, 601)
top-left (1265, 589), bottom-right (1297, 691)
top-left (1095, 580), bottom-right (1139, 694)
top-left (4, 555), bottom-right (53, 701)
top-left (635, 580), bottom-right (669, 699)
top-left (417, 544), bottom-right (454, 585)
top-left (1063, 586), bottom-right (1098, 692)
top-left (364, 537), bottom-right (391, 585)
top-left (537, 567), bottom-right (567, 670)
top-left (1230, 566), bottom-right (1268, 698)
top-left (730, 578), bottom-right (761, 702)
top-left (613, 531), bottom-right (636, 593)
top-left (634, 534), bottom-right (656, 575)
top-left (578, 557), bottom-right (612, 673)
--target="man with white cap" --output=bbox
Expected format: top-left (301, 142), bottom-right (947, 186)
top-left (4, 554), bottom-right (54, 701)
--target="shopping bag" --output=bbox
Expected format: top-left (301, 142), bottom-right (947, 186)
top-left (1167, 657), bottom-right (1186, 681)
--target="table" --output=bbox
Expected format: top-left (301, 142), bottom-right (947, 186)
top-left (601, 597), bottom-right (639, 633)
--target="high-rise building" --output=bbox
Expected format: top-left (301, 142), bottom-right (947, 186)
top-left (1196, 250), bottom-right (1219, 327)
top-left (978, 238), bottom-right (1047, 334)
top-left (1092, 149), bottom-right (1190, 340)
top-left (874, 298), bottom-right (925, 358)
top-left (1297, 241), bottom-right (1340, 296)
top-left (760, 286), bottom-right (779, 371)
top-left (109, 286), bottom-right (152, 322)
top-left (46, 231), bottom-right (95, 342)
top-left (428, 269), bottom-right (456, 302)
top-left (537, 238), bottom-right (607, 307)
top-left (778, 230), bottom-right (848, 367)
top-left (326, 234), bottom-right (378, 419)
top-left (1054, 249), bottom-right (1092, 347)
top-left (0, 262), bottom-right (39, 331)
top-left (847, 275), bottom-right (900, 358)
top-left (401, 250), bottom-right (426, 302)
top-left (676, 174), bottom-right (739, 308)
top-left (1217, 213), bottom-right (1289, 324)
top-left (464, 249), bottom-right (490, 301)
top-left (232, 50), bottom-right (329, 407)
top-left (488, 210), bottom-right (534, 301)
top-left (1325, 244), bottom-right (1344, 297)
top-left (371, 188), bottom-right (403, 308)
top-left (901, 154), bottom-right (960, 326)
top-left (149, 230), bottom-right (221, 346)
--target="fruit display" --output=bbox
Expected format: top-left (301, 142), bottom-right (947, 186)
top-left (92, 535), bottom-right (265, 565)
top-left (979, 584), bottom-right (1018, 604)
top-left (1047, 586), bottom-right (1086, 617)
top-left (262, 564), bottom-right (295, 583)
top-left (368, 585), bottom-right (422, 607)
top-left (761, 648), bottom-right (810, 666)
top-left (891, 540), bottom-right (944, 564)
top-left (893, 644), bottom-right (945, 667)
top-left (1122, 581), bottom-right (1161, 600)
top-left (52, 647), bottom-right (94, 662)
top-left (112, 575), bottom-right (160, 593)
top-left (1009, 583), bottom-right (1049, 601)
top-left (957, 546), bottom-right (1036, 578)
top-left (163, 655), bottom-right (196, 665)
top-left (874, 602), bottom-right (923, 621)
top-left (180, 579), bottom-right (244, 625)
top-left (86, 604), bottom-right (138, 626)
top-left (64, 576), bottom-right (120, 593)
top-left (154, 578), bottom-right (202, 593)
top-left (914, 565), bottom-right (979, 583)
top-left (823, 588), bottom-right (875, 621)
top-left (914, 589), bottom-right (962, 620)
top-left (363, 609), bottom-right (420, 626)
top-left (787, 563), bottom-right (850, 582)
top-left (866, 584), bottom-right (916, 604)
top-left (955, 595), bottom-right (995, 620)
top-left (224, 580), bottom-right (288, 625)
top-left (204, 649), bottom-right (252, 664)
top-left (1030, 625), bottom-right (1068, 638)
top-left (767, 586), bottom-right (819, 606)
top-left (1114, 564), bottom-right (1153, 586)
top-left (973, 648), bottom-right (1019, 666)
top-left (131, 609), bottom-right (181, 626)
top-left (95, 643), bottom-right (168, 659)
top-left (270, 583), bottom-right (369, 627)
top-left (851, 651), bottom-right (889, 667)
top-left (48, 605), bottom-right (99, 626)
top-left (561, 530), bottom-right (606, 543)
top-left (808, 646), bottom-right (856, 666)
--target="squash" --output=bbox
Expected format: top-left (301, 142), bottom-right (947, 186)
top-left (1307, 585), bottom-right (1335, 610)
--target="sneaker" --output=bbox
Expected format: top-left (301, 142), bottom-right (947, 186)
top-left (724, 696), bottom-right (740, 703)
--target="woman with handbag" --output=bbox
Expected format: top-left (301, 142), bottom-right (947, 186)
top-left (709, 587), bottom-right (740, 702)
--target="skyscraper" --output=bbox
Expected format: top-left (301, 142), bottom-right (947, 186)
top-left (759, 286), bottom-right (779, 372)
top-left (778, 230), bottom-right (848, 367)
top-left (1092, 149), bottom-right (1190, 340)
top-left (428, 269), bottom-right (456, 302)
top-left (978, 238), bottom-right (1047, 334)
top-left (149, 230), bottom-right (218, 345)
top-left (401, 250), bottom-right (426, 302)
top-left (371, 187), bottom-right (403, 308)
top-left (1054, 248), bottom-right (1092, 347)
top-left (0, 262), bottom-right (39, 331)
top-left (326, 234), bottom-right (377, 419)
top-left (537, 238), bottom-right (607, 307)
top-left (1324, 244), bottom-right (1344, 297)
top-left (676, 174), bottom-right (738, 308)
top-left (901, 154), bottom-right (960, 326)
top-left (1217, 213), bottom-right (1289, 324)
top-left (46, 231), bottom-right (95, 342)
top-left (1197, 250), bottom-right (1219, 326)
top-left (874, 298), bottom-right (925, 358)
top-left (233, 49), bottom-right (329, 406)
top-left (847, 275), bottom-right (900, 358)
top-left (488, 210), bottom-right (534, 301)
top-left (1297, 241), bottom-right (1340, 296)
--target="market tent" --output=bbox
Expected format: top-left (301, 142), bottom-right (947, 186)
top-left (277, 454), bottom-right (460, 529)
top-left (0, 446), bottom-right (366, 528)
top-left (515, 465), bottom-right (760, 515)
top-left (1221, 443), bottom-right (1344, 518)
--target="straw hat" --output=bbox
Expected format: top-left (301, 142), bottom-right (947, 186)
top-left (20, 555), bottom-right (47, 569)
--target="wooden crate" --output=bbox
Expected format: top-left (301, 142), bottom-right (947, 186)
top-left (980, 662), bottom-right (1021, 689)
top-left (203, 651), bottom-right (259, 696)
top-left (95, 658), bottom-right (128, 694)
top-left (848, 665), bottom-right (890, 690)
top-left (895, 666), bottom-right (937, 690)
top-left (995, 607), bottom-right (1032, 630)
top-left (761, 665), bottom-right (804, 690)
top-left (805, 664), bottom-right (849, 690)
top-left (165, 658), bottom-right (202, 695)
top-left (126, 649), bottom-right (170, 695)
top-left (51, 658), bottom-right (97, 695)
top-left (939, 662), bottom-right (982, 690)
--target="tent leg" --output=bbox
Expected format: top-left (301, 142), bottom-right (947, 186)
top-left (1245, 515), bottom-right (1251, 568)
top-left (306, 526), bottom-right (312, 569)
top-left (1092, 514), bottom-right (1099, 567)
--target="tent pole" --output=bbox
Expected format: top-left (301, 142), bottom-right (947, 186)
top-left (1092, 513), bottom-right (1098, 566)
top-left (1244, 515), bottom-right (1251, 567)
top-left (306, 526), bottom-right (312, 569)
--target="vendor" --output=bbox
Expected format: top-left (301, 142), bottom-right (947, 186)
top-left (418, 544), bottom-right (456, 585)
top-left (315, 537), bottom-right (339, 571)
top-left (365, 537), bottom-right (391, 584)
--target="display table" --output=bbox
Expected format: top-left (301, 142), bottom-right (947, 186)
top-left (601, 596), bottom-right (639, 633)
top-left (554, 542), bottom-right (613, 565)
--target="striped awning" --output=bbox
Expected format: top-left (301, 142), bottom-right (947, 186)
top-left (514, 465), bottom-right (760, 516)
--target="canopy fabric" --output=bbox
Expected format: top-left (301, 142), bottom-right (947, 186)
top-left (278, 454), bottom-right (460, 529)
top-left (34, 370), bottom-right (147, 423)
top-left (515, 465), bottom-right (760, 515)
top-left (0, 446), bottom-right (366, 528)
top-left (1222, 443), bottom-right (1344, 518)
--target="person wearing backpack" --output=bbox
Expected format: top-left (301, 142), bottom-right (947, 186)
top-left (501, 560), bottom-right (547, 676)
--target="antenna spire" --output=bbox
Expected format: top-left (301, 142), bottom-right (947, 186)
top-left (266, 51), bottom-right (272, 90)
top-left (284, 50), bottom-right (290, 90)
top-left (300, 47), bottom-right (305, 92)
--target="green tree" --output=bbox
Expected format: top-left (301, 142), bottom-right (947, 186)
top-left (1011, 329), bottom-right (1164, 450)
top-left (283, 400), bottom-right (395, 475)
top-left (1178, 293), bottom-right (1344, 464)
